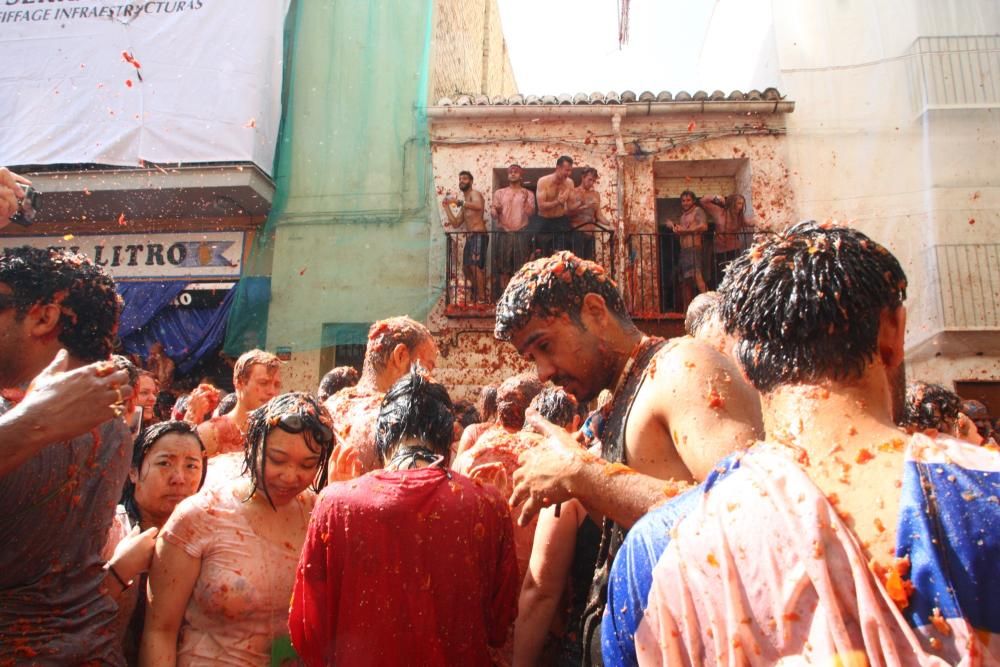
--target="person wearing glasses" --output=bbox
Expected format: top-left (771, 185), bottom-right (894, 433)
top-left (290, 373), bottom-right (518, 666)
top-left (140, 393), bottom-right (334, 667)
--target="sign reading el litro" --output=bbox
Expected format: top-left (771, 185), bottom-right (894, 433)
top-left (0, 231), bottom-right (245, 280)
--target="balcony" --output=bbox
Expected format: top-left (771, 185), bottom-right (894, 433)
top-left (625, 229), bottom-right (757, 318)
top-left (444, 229), bottom-right (615, 316)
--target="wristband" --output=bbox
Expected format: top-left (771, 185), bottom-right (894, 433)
top-left (106, 562), bottom-right (132, 590)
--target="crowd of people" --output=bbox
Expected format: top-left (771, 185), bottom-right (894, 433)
top-left (2, 161), bottom-right (1000, 666)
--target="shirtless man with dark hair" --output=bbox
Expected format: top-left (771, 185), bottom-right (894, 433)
top-left (567, 167), bottom-right (612, 261)
top-left (442, 171), bottom-right (489, 304)
top-left (535, 156), bottom-right (577, 255)
top-left (494, 251), bottom-right (761, 663)
top-left (665, 190), bottom-right (708, 308)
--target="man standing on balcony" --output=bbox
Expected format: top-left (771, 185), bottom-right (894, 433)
top-left (701, 193), bottom-right (749, 287)
top-left (567, 167), bottom-right (613, 262)
top-left (491, 164), bottom-right (536, 290)
top-left (535, 155), bottom-right (577, 255)
top-left (665, 190), bottom-right (708, 309)
top-left (442, 171), bottom-right (489, 305)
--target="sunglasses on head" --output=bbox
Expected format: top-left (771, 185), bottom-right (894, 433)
top-left (273, 412), bottom-right (334, 444)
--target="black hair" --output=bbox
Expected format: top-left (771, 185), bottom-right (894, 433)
top-left (375, 372), bottom-right (455, 463)
top-left (497, 373), bottom-right (544, 430)
top-left (153, 391), bottom-right (176, 422)
top-left (0, 246), bottom-right (121, 361)
top-left (112, 355), bottom-right (140, 389)
top-left (719, 221), bottom-right (907, 393)
top-left (214, 391), bottom-right (238, 417)
top-left (495, 251), bottom-right (631, 341)
top-left (581, 167), bottom-right (599, 180)
top-left (459, 170), bottom-right (474, 181)
top-left (453, 399), bottom-right (481, 429)
top-left (903, 381), bottom-right (962, 432)
top-left (120, 420), bottom-right (206, 525)
top-left (685, 291), bottom-right (722, 336)
top-left (317, 366), bottom-right (360, 402)
top-left (528, 387), bottom-right (578, 429)
top-left (556, 155), bottom-right (574, 167)
top-left (680, 189), bottom-right (697, 201)
top-left (243, 392), bottom-right (334, 509)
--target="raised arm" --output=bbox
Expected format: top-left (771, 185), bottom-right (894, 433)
top-left (699, 195), bottom-right (726, 225)
top-left (140, 537), bottom-right (201, 667)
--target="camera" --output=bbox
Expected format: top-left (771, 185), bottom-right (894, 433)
top-left (9, 185), bottom-right (40, 227)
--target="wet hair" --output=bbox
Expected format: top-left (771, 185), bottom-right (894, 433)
top-left (153, 391), bottom-right (176, 422)
top-left (495, 251), bottom-right (631, 340)
top-left (556, 155), bottom-right (574, 167)
top-left (496, 374), bottom-right (544, 430)
top-left (233, 349), bottom-right (281, 386)
top-left (459, 170), bottom-right (474, 181)
top-left (719, 221), bottom-right (907, 393)
top-left (317, 366), bottom-right (360, 402)
top-left (453, 399), bottom-right (481, 429)
top-left (529, 387), bottom-right (578, 429)
top-left (685, 291), bottom-right (722, 336)
top-left (363, 316), bottom-right (433, 375)
top-left (171, 394), bottom-right (189, 421)
top-left (0, 246), bottom-right (121, 361)
top-left (112, 355), bottom-right (140, 390)
top-left (214, 391), bottom-right (238, 417)
top-left (581, 167), bottom-right (599, 180)
top-left (121, 420), bottom-right (206, 525)
top-left (680, 189), bottom-right (697, 201)
top-left (375, 372), bottom-right (455, 463)
top-left (903, 381), bottom-right (962, 432)
top-left (478, 384), bottom-right (498, 422)
top-left (726, 194), bottom-right (747, 227)
top-left (243, 392), bottom-right (334, 509)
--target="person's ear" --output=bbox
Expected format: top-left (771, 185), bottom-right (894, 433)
top-left (580, 293), bottom-right (609, 331)
top-left (129, 466), bottom-right (139, 484)
top-left (878, 305), bottom-right (906, 371)
top-left (390, 343), bottom-right (410, 372)
top-left (26, 302), bottom-right (62, 339)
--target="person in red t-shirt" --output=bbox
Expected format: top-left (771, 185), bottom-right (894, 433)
top-left (289, 372), bottom-right (519, 667)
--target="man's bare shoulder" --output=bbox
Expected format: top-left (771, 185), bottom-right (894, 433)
top-left (536, 173), bottom-right (555, 188)
top-left (469, 189), bottom-right (485, 202)
top-left (650, 337), bottom-right (749, 396)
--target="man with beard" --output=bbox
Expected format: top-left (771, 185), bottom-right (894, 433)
top-left (491, 164), bottom-right (537, 288)
top-left (495, 251), bottom-right (761, 664)
top-left (0, 246), bottom-right (134, 664)
top-left (535, 156), bottom-right (577, 255)
top-left (442, 170), bottom-right (489, 304)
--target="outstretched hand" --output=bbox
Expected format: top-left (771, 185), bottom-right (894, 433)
top-left (509, 409), bottom-right (591, 527)
top-left (329, 442), bottom-right (363, 482)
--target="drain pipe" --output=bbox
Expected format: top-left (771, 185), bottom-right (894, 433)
top-left (612, 112), bottom-right (627, 288)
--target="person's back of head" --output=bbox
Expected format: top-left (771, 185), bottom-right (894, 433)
top-left (453, 399), bottom-right (481, 430)
top-left (375, 372), bottom-right (455, 465)
top-left (478, 384), bottom-right (498, 423)
top-left (903, 381), bottom-right (962, 432)
top-left (112, 354), bottom-right (140, 391)
top-left (527, 387), bottom-right (578, 430)
top-left (214, 391), bottom-right (237, 417)
top-left (318, 366), bottom-right (360, 402)
top-left (684, 291), bottom-right (722, 337)
top-left (0, 246), bottom-right (121, 369)
top-left (496, 374), bottom-right (544, 430)
top-left (719, 221), bottom-right (907, 393)
top-left (362, 316), bottom-right (436, 387)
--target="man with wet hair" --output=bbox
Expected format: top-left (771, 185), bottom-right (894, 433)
top-left (567, 166), bottom-right (612, 261)
top-left (196, 348), bottom-right (282, 457)
top-left (290, 372), bottom-right (518, 666)
top-left (535, 156), bottom-right (577, 254)
top-left (455, 383), bottom-right (500, 458)
top-left (316, 365), bottom-right (359, 403)
top-left (604, 221), bottom-right (1000, 664)
top-left (492, 164), bottom-right (537, 288)
top-left (495, 251), bottom-right (761, 662)
top-left (443, 170), bottom-right (490, 304)
top-left (324, 316), bottom-right (438, 472)
top-left (0, 246), bottom-right (135, 664)
top-left (113, 354), bottom-right (143, 436)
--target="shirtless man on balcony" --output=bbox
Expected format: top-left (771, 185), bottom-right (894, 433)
top-left (535, 155), bottom-right (577, 256)
top-left (567, 167), bottom-right (612, 262)
top-left (665, 189), bottom-right (708, 308)
top-left (442, 171), bottom-right (488, 304)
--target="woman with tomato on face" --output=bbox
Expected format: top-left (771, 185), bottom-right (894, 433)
top-left (140, 393), bottom-right (334, 667)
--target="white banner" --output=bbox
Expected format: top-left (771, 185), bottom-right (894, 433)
top-left (1, 231), bottom-right (245, 280)
top-left (0, 0), bottom-right (289, 175)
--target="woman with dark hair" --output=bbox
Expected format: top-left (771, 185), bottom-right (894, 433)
top-left (141, 393), bottom-right (334, 666)
top-left (290, 373), bottom-right (518, 666)
top-left (103, 420), bottom-right (206, 664)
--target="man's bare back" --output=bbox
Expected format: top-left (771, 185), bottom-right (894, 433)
top-left (324, 386), bottom-right (385, 472)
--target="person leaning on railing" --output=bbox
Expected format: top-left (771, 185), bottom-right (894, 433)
top-left (700, 193), bottom-right (750, 286)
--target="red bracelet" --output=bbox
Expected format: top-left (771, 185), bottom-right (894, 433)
top-left (106, 563), bottom-right (132, 590)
